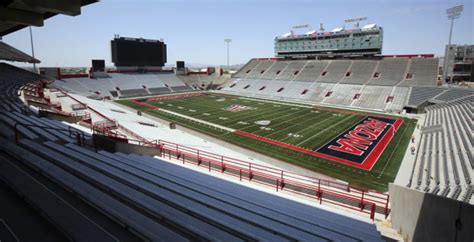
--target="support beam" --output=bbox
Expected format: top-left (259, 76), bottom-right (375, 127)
top-left (0, 7), bottom-right (44, 26)
top-left (21, 0), bottom-right (82, 16)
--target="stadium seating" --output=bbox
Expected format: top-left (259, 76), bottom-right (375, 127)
top-left (398, 58), bottom-right (439, 87)
top-left (276, 61), bottom-right (308, 81)
top-left (387, 87), bottom-right (410, 112)
top-left (260, 61), bottom-right (289, 80)
top-left (149, 87), bottom-right (171, 95)
top-left (406, 87), bottom-right (474, 109)
top-left (432, 88), bottom-right (474, 102)
top-left (275, 81), bottom-right (314, 100)
top-left (244, 79), bottom-right (267, 95)
top-left (53, 72), bottom-right (190, 99)
top-left (258, 80), bottom-right (290, 97)
top-left (308, 83), bottom-right (336, 103)
top-left (246, 60), bottom-right (274, 79)
top-left (408, 95), bottom-right (473, 203)
top-left (406, 87), bottom-right (446, 107)
top-left (352, 86), bottom-right (393, 110)
top-left (220, 58), bottom-right (444, 112)
top-left (156, 73), bottom-right (189, 87)
top-left (366, 58), bottom-right (408, 86)
top-left (339, 60), bottom-right (377, 84)
top-left (170, 85), bottom-right (193, 93)
top-left (293, 60), bottom-right (328, 82)
top-left (232, 59), bottom-right (259, 78)
top-left (0, 62), bottom-right (385, 240)
top-left (119, 88), bottom-right (149, 97)
top-left (323, 84), bottom-right (363, 106)
top-left (0, 41), bottom-right (40, 63)
top-left (318, 60), bottom-right (352, 83)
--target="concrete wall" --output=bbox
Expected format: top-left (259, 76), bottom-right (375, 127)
top-left (389, 184), bottom-right (474, 242)
top-left (93, 134), bottom-right (161, 157)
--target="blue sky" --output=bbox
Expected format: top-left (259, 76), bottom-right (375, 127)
top-left (3, 0), bottom-right (473, 67)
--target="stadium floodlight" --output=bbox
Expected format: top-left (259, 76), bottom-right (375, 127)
top-left (29, 26), bottom-right (36, 71)
top-left (443, 4), bottom-right (464, 80)
top-left (344, 17), bottom-right (367, 28)
top-left (224, 38), bottom-right (232, 70)
top-left (292, 24), bottom-right (311, 29)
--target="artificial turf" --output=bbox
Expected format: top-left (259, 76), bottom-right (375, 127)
top-left (117, 93), bottom-right (416, 191)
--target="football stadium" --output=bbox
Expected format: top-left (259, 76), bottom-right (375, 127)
top-left (0, 1), bottom-right (473, 241)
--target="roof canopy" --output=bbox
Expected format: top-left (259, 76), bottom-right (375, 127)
top-left (0, 0), bottom-right (97, 37)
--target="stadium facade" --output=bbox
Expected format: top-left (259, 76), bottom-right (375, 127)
top-left (275, 23), bottom-right (383, 58)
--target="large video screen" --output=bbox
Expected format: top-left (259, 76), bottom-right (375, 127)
top-left (111, 37), bottom-right (167, 67)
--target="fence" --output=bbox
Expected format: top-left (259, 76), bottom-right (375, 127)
top-left (156, 139), bottom-right (390, 219)
top-left (94, 127), bottom-right (389, 219)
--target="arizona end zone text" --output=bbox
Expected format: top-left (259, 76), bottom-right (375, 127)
top-left (315, 116), bottom-right (403, 171)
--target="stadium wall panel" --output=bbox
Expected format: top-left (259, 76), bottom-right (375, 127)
top-left (389, 184), bottom-right (474, 242)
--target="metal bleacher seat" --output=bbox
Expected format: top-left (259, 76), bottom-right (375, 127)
top-left (433, 88), bottom-right (474, 102)
top-left (0, 61), bottom-right (386, 240)
top-left (245, 60), bottom-right (275, 79)
top-left (366, 58), bottom-right (408, 86)
top-left (276, 81), bottom-right (313, 100)
top-left (406, 87), bottom-right (446, 107)
top-left (233, 59), bottom-right (259, 78)
top-left (0, 143), bottom-right (119, 242)
top-left (409, 97), bottom-right (474, 203)
top-left (293, 60), bottom-right (328, 82)
top-left (5, 112), bottom-right (60, 142)
top-left (388, 87), bottom-right (410, 111)
top-left (119, 88), bottom-right (148, 97)
top-left (307, 83), bottom-right (335, 102)
top-left (44, 141), bottom-right (383, 241)
top-left (0, 111), bottom-right (39, 140)
top-left (44, 142), bottom-right (245, 241)
top-left (273, 61), bottom-right (307, 81)
top-left (339, 60), bottom-right (377, 84)
top-left (256, 80), bottom-right (287, 96)
top-left (317, 60), bottom-right (351, 83)
top-left (13, 139), bottom-right (182, 241)
top-left (171, 85), bottom-right (193, 93)
top-left (109, 152), bottom-right (382, 241)
top-left (15, 135), bottom-right (381, 241)
top-left (260, 61), bottom-right (289, 80)
top-left (156, 74), bottom-right (188, 87)
top-left (353, 86), bottom-right (392, 110)
top-left (398, 58), bottom-right (439, 87)
top-left (148, 87), bottom-right (171, 95)
top-left (323, 84), bottom-right (362, 106)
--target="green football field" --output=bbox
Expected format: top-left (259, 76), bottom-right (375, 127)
top-left (117, 93), bottom-right (416, 191)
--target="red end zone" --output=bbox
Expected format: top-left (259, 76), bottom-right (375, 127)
top-left (130, 99), bottom-right (160, 110)
top-left (235, 117), bottom-right (403, 171)
top-left (129, 93), bottom-right (206, 109)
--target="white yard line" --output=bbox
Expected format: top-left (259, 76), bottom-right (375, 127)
top-left (296, 114), bottom-right (359, 146)
top-left (264, 112), bottom-right (329, 138)
top-left (159, 108), bottom-right (236, 132)
top-left (238, 96), bottom-right (314, 109)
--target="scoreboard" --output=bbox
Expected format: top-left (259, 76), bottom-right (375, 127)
top-left (111, 37), bottom-right (167, 67)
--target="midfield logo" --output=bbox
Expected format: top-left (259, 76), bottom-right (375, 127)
top-left (224, 104), bottom-right (256, 112)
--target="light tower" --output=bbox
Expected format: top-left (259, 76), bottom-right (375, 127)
top-left (224, 38), bottom-right (232, 70)
top-left (29, 26), bottom-right (36, 71)
top-left (443, 4), bottom-right (464, 81)
top-left (344, 17), bottom-right (367, 29)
